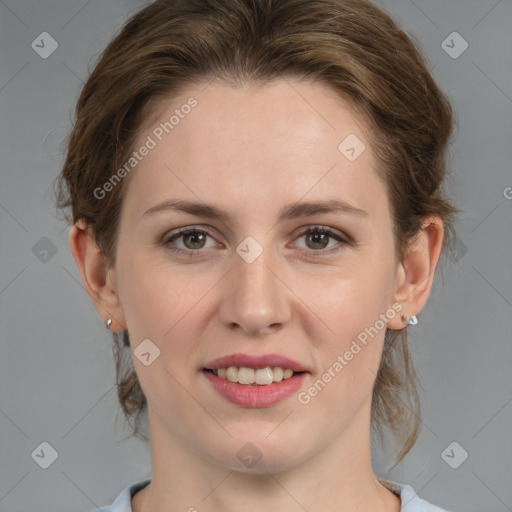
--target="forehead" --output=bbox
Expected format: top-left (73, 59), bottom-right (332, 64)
top-left (142, 78), bottom-right (371, 151)
top-left (122, 78), bottom-right (389, 224)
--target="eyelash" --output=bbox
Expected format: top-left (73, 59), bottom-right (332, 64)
top-left (161, 225), bottom-right (351, 258)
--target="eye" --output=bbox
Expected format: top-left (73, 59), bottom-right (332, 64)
top-left (291, 225), bottom-right (350, 256)
top-left (161, 225), bottom-right (351, 257)
top-left (162, 227), bottom-right (216, 255)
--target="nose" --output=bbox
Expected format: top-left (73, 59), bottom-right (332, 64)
top-left (218, 244), bottom-right (291, 337)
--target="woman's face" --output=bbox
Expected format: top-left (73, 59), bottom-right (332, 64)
top-left (111, 78), bottom-right (403, 471)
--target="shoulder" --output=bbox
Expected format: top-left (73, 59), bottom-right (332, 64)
top-left (90, 479), bottom-right (151, 512)
top-left (378, 478), bottom-right (453, 512)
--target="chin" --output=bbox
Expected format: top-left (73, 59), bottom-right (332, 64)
top-left (203, 433), bottom-right (311, 475)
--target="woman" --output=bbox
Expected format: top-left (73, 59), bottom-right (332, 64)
top-left (55, 0), bottom-right (458, 510)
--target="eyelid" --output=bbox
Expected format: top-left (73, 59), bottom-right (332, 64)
top-left (292, 224), bottom-right (350, 243)
top-left (289, 225), bottom-right (351, 255)
top-left (161, 225), bottom-right (215, 245)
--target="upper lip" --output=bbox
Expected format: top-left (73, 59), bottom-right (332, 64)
top-left (204, 353), bottom-right (308, 372)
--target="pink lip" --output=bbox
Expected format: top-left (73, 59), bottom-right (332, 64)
top-left (203, 370), bottom-right (308, 408)
top-left (204, 353), bottom-right (307, 372)
top-left (203, 353), bottom-right (310, 407)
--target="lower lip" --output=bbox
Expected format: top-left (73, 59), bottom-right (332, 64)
top-left (203, 370), bottom-right (308, 407)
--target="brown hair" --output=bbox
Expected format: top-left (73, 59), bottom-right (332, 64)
top-left (54, 0), bottom-right (459, 466)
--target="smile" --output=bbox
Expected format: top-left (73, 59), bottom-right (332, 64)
top-left (206, 366), bottom-right (297, 385)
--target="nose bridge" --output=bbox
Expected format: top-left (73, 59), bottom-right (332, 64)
top-left (223, 236), bottom-right (288, 334)
top-left (235, 239), bottom-right (279, 304)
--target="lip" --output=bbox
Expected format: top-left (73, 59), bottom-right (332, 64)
top-left (203, 370), bottom-right (308, 408)
top-left (204, 352), bottom-right (308, 372)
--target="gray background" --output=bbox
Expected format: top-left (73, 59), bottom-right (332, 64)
top-left (1, 0), bottom-right (511, 511)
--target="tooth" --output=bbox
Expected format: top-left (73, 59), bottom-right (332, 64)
top-left (215, 366), bottom-right (297, 384)
top-left (255, 367), bottom-right (273, 385)
top-left (226, 366), bottom-right (238, 382)
top-left (237, 367), bottom-right (255, 384)
top-left (283, 368), bottom-right (293, 379)
top-left (272, 367), bottom-right (284, 382)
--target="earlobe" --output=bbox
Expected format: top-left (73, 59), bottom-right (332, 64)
top-left (69, 220), bottom-right (126, 331)
top-left (387, 216), bottom-right (444, 330)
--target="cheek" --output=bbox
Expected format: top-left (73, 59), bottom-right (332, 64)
top-left (307, 259), bottom-right (394, 389)
top-left (115, 253), bottom-right (214, 377)
top-left (116, 251), bottom-right (190, 337)
top-left (115, 256), bottom-right (207, 415)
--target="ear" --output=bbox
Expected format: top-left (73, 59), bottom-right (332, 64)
top-left (387, 215), bottom-right (444, 330)
top-left (69, 220), bottom-right (126, 332)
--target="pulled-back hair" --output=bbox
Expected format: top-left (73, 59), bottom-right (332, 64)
top-left (55, 0), bottom-right (458, 467)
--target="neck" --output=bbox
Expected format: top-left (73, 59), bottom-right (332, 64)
top-left (132, 400), bottom-right (400, 512)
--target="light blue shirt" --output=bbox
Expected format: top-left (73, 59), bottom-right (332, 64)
top-left (91, 478), bottom-right (452, 511)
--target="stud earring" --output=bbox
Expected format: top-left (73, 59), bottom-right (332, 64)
top-left (105, 318), bottom-right (113, 329)
top-left (402, 314), bottom-right (418, 326)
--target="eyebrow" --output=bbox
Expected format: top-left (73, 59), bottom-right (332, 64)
top-left (142, 199), bottom-right (368, 222)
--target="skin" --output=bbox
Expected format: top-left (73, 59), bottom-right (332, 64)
top-left (70, 77), bottom-right (444, 512)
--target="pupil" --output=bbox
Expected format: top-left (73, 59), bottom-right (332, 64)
top-left (186, 232), bottom-right (205, 249)
top-left (309, 232), bottom-right (328, 249)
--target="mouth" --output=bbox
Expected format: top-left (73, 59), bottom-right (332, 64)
top-left (203, 366), bottom-right (304, 385)
top-left (202, 353), bottom-right (309, 407)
